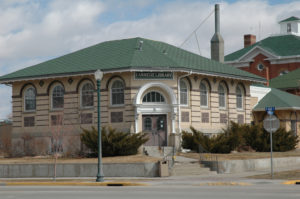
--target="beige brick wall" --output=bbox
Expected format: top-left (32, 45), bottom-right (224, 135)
top-left (11, 71), bottom-right (253, 154)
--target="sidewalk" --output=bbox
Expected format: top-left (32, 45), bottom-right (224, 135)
top-left (1, 156), bottom-right (299, 186)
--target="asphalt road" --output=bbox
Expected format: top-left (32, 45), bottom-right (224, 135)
top-left (0, 185), bottom-right (299, 199)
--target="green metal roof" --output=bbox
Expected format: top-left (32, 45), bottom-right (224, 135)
top-left (269, 68), bottom-right (300, 89)
top-left (225, 34), bottom-right (300, 62)
top-left (279, 16), bottom-right (300, 23)
top-left (0, 37), bottom-right (265, 83)
top-left (253, 87), bottom-right (300, 111)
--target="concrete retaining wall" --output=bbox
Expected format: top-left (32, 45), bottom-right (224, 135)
top-left (0, 163), bottom-right (159, 178)
top-left (202, 157), bottom-right (300, 174)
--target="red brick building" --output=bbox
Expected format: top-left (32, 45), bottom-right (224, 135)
top-left (225, 16), bottom-right (300, 85)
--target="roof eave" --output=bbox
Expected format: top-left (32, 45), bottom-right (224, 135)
top-left (0, 67), bottom-right (266, 84)
top-left (253, 107), bottom-right (300, 111)
top-left (237, 46), bottom-right (279, 62)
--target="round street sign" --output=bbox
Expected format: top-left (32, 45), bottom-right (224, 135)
top-left (263, 115), bottom-right (280, 133)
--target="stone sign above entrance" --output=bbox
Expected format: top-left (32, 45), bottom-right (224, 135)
top-left (135, 72), bottom-right (173, 80)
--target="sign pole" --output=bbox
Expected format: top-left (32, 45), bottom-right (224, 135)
top-left (270, 127), bottom-right (273, 179)
top-left (264, 106), bottom-right (279, 180)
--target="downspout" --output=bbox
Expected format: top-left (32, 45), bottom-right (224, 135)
top-left (296, 112), bottom-right (298, 136)
top-left (177, 71), bottom-right (192, 134)
top-left (266, 66), bottom-right (270, 86)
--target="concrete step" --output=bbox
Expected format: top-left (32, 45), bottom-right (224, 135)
top-left (171, 162), bottom-right (217, 176)
top-left (144, 146), bottom-right (175, 158)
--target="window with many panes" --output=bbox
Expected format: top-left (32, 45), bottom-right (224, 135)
top-left (24, 116), bottom-right (35, 127)
top-left (52, 85), bottom-right (64, 109)
top-left (181, 112), bottom-right (189, 122)
top-left (81, 113), bottom-right (93, 124)
top-left (236, 85), bottom-right (243, 109)
top-left (291, 120), bottom-right (297, 136)
top-left (218, 83), bottom-right (226, 109)
top-left (111, 80), bottom-right (124, 105)
top-left (237, 114), bottom-right (244, 124)
top-left (144, 117), bottom-right (152, 131)
top-left (220, 113), bottom-right (227, 124)
top-left (142, 91), bottom-right (165, 103)
top-left (201, 112), bottom-right (209, 123)
top-left (180, 80), bottom-right (188, 105)
top-left (200, 82), bottom-right (208, 107)
top-left (111, 112), bottom-right (123, 123)
top-left (51, 115), bottom-right (63, 126)
top-left (25, 87), bottom-right (36, 111)
top-left (81, 82), bottom-right (94, 108)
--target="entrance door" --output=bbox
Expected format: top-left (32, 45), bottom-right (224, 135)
top-left (142, 115), bottom-right (167, 146)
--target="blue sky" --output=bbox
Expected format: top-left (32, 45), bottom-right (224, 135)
top-left (0, 0), bottom-right (300, 119)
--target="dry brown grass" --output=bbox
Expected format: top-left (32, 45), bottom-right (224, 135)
top-left (0, 154), bottom-right (161, 164)
top-left (179, 150), bottom-right (300, 161)
top-left (248, 170), bottom-right (300, 180)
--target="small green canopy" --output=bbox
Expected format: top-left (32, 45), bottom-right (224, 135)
top-left (253, 88), bottom-right (300, 111)
top-left (269, 68), bottom-right (300, 89)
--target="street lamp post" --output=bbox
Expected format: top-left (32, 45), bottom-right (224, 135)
top-left (94, 69), bottom-right (104, 182)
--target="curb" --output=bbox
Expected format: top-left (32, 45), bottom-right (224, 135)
top-left (198, 182), bottom-right (252, 186)
top-left (0, 181), bottom-right (148, 186)
top-left (282, 180), bottom-right (300, 185)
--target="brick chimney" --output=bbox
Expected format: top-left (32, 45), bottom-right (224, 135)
top-left (244, 34), bottom-right (256, 48)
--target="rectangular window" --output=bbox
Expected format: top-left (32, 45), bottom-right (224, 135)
top-left (51, 115), bottom-right (63, 126)
top-left (111, 112), bottom-right (123, 123)
top-left (237, 114), bottom-right (244, 124)
top-left (220, 113), bottom-right (227, 124)
top-left (291, 120), bottom-right (297, 136)
top-left (201, 113), bottom-right (209, 123)
top-left (236, 97), bottom-right (243, 109)
top-left (24, 117), bottom-right (35, 127)
top-left (200, 92), bottom-right (208, 107)
top-left (81, 113), bottom-right (93, 124)
top-left (181, 112), bottom-right (189, 122)
top-left (180, 92), bottom-right (188, 105)
top-left (219, 94), bottom-right (225, 108)
top-left (287, 23), bottom-right (292, 33)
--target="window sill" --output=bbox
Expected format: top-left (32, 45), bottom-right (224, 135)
top-left (50, 108), bottom-right (64, 112)
top-left (109, 104), bottom-right (125, 108)
top-left (80, 107), bottom-right (94, 110)
top-left (236, 108), bottom-right (245, 112)
top-left (23, 110), bottom-right (36, 114)
top-left (179, 104), bottom-right (189, 107)
top-left (200, 106), bottom-right (210, 110)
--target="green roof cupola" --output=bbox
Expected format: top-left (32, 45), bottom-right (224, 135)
top-left (279, 16), bottom-right (300, 35)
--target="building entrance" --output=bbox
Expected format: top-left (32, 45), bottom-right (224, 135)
top-left (142, 115), bottom-right (167, 146)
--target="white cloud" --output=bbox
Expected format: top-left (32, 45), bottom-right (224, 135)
top-left (0, 0), bottom-right (300, 118)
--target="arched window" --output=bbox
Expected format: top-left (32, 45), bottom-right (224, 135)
top-left (180, 79), bottom-right (188, 105)
top-left (218, 83), bottom-right (226, 108)
top-left (81, 82), bottom-right (94, 107)
top-left (142, 91), bottom-right (165, 103)
top-left (236, 85), bottom-right (243, 109)
top-left (111, 80), bottom-right (124, 105)
top-left (25, 87), bottom-right (36, 111)
top-left (52, 84), bottom-right (64, 109)
top-left (200, 82), bottom-right (208, 107)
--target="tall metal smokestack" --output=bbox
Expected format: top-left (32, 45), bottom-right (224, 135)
top-left (210, 4), bottom-right (224, 62)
